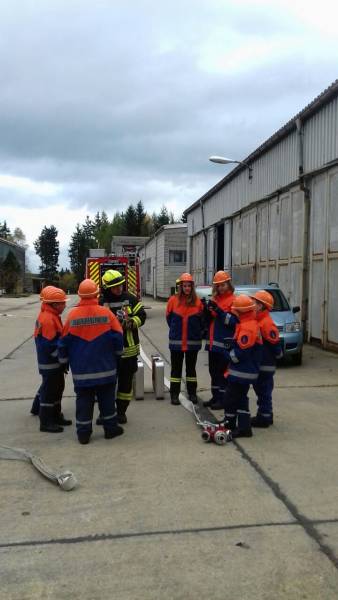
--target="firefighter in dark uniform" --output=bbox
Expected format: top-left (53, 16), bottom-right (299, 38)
top-left (99, 269), bottom-right (146, 423)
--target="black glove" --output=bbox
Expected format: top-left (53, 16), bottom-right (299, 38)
top-left (207, 299), bottom-right (217, 311)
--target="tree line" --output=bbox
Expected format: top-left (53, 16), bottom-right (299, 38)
top-left (68, 201), bottom-right (179, 284)
top-left (0, 201), bottom-right (182, 293)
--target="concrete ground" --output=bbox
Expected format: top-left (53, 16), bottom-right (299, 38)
top-left (1, 296), bottom-right (338, 599)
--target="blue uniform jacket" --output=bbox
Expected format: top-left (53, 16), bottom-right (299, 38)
top-left (257, 310), bottom-right (283, 374)
top-left (34, 304), bottom-right (63, 375)
top-left (205, 292), bottom-right (237, 353)
top-left (166, 295), bottom-right (204, 352)
top-left (225, 312), bottom-right (262, 384)
top-left (58, 298), bottom-right (124, 388)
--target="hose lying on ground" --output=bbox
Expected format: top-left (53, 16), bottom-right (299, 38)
top-left (0, 445), bottom-right (77, 491)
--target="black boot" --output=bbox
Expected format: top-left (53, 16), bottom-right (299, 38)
top-left (170, 394), bottom-right (180, 405)
top-left (57, 413), bottom-right (73, 426)
top-left (116, 400), bottom-right (128, 424)
top-left (104, 425), bottom-right (124, 439)
top-left (78, 433), bottom-right (91, 445)
top-left (231, 428), bottom-right (253, 438)
top-left (117, 413), bottom-right (127, 424)
top-left (251, 414), bottom-right (271, 428)
top-left (40, 423), bottom-right (64, 433)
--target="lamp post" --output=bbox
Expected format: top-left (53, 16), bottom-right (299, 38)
top-left (209, 155), bottom-right (253, 180)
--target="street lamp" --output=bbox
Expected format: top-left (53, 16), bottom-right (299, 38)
top-left (209, 155), bottom-right (253, 180)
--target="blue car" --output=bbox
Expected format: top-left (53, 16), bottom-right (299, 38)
top-left (195, 282), bottom-right (303, 365)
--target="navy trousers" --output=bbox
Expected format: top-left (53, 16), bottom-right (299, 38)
top-left (75, 383), bottom-right (118, 436)
top-left (208, 351), bottom-right (228, 404)
top-left (222, 380), bottom-right (251, 431)
top-left (170, 350), bottom-right (198, 397)
top-left (253, 373), bottom-right (274, 420)
top-left (39, 370), bottom-right (64, 426)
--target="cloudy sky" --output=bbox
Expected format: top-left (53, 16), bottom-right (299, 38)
top-left (1, 0), bottom-right (338, 269)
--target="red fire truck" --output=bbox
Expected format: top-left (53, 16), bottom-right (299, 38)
top-left (86, 254), bottom-right (141, 299)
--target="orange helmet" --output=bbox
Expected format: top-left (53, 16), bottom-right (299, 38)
top-left (39, 285), bottom-right (54, 301)
top-left (41, 286), bottom-right (67, 304)
top-left (213, 270), bottom-right (231, 285)
top-left (78, 279), bottom-right (100, 298)
top-left (231, 294), bottom-right (256, 314)
top-left (179, 272), bottom-right (194, 283)
top-left (250, 290), bottom-right (274, 311)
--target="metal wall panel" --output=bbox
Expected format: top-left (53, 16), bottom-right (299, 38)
top-left (191, 231), bottom-right (205, 285)
top-left (308, 167), bottom-right (338, 347)
top-left (224, 220), bottom-right (232, 273)
top-left (227, 186), bottom-right (304, 309)
top-left (206, 227), bottom-right (215, 284)
top-left (304, 97), bottom-right (338, 173)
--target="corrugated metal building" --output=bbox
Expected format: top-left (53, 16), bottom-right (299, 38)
top-left (185, 79), bottom-right (338, 350)
top-left (139, 224), bottom-right (187, 299)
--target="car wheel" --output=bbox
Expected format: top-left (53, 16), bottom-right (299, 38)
top-left (292, 351), bottom-right (303, 366)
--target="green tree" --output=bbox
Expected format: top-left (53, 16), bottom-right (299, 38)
top-left (59, 270), bottom-right (78, 293)
top-left (0, 250), bottom-right (21, 293)
top-left (0, 221), bottom-right (11, 240)
top-left (124, 204), bottom-right (138, 235)
top-left (135, 200), bottom-right (146, 235)
top-left (12, 227), bottom-right (29, 249)
top-left (34, 225), bottom-right (59, 280)
top-left (68, 225), bottom-right (90, 284)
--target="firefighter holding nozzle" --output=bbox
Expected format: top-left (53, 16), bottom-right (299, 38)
top-left (99, 269), bottom-right (146, 423)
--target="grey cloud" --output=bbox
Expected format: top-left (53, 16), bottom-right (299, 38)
top-left (0, 0), bottom-right (337, 220)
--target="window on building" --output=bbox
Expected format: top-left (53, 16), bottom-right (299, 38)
top-left (169, 250), bottom-right (187, 265)
top-left (146, 258), bottom-right (151, 281)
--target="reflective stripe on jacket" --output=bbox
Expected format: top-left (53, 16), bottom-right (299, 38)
top-left (58, 298), bottom-right (123, 387)
top-left (225, 312), bottom-right (262, 384)
top-left (166, 295), bottom-right (204, 352)
top-left (205, 292), bottom-right (237, 353)
top-left (257, 310), bottom-right (282, 373)
top-left (34, 304), bottom-right (63, 375)
top-left (100, 290), bottom-right (146, 358)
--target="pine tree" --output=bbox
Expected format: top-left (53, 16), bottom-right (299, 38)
top-left (0, 221), bottom-right (11, 240)
top-left (68, 225), bottom-right (89, 284)
top-left (124, 205), bottom-right (138, 235)
top-left (34, 225), bottom-right (59, 280)
top-left (135, 200), bottom-right (146, 235)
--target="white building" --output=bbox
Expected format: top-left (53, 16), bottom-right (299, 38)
top-left (139, 224), bottom-right (187, 299)
top-left (185, 79), bottom-right (338, 350)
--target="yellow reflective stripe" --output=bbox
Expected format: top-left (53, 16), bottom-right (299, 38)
top-left (186, 377), bottom-right (197, 382)
top-left (117, 391), bottom-right (133, 400)
top-left (132, 316), bottom-right (141, 327)
top-left (126, 329), bottom-right (134, 347)
top-left (133, 302), bottom-right (142, 314)
top-left (88, 262), bottom-right (100, 285)
top-left (170, 377), bottom-right (181, 383)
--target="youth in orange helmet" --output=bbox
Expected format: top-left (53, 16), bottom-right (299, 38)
top-left (212, 270), bottom-right (231, 285)
top-left (41, 286), bottom-right (68, 304)
top-left (78, 279), bottom-right (100, 299)
top-left (250, 290), bottom-right (274, 311)
top-left (231, 294), bottom-right (256, 316)
top-left (167, 272), bottom-right (203, 405)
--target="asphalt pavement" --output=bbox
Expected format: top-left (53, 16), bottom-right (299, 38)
top-left (0, 295), bottom-right (338, 599)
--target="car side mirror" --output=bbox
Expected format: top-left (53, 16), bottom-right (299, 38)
top-left (292, 306), bottom-right (300, 313)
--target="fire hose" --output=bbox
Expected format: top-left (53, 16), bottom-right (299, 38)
top-left (0, 445), bottom-right (77, 491)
